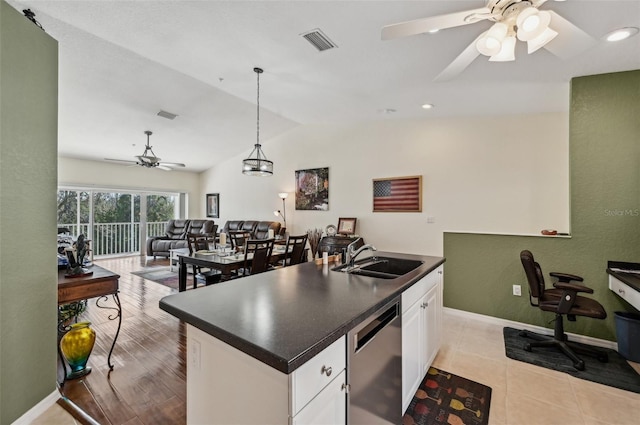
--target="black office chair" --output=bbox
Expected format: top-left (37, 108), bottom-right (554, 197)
top-left (520, 250), bottom-right (608, 370)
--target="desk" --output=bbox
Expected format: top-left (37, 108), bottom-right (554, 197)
top-left (607, 261), bottom-right (640, 310)
top-left (178, 247), bottom-right (296, 292)
top-left (58, 265), bottom-right (122, 381)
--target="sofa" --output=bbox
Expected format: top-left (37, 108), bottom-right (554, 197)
top-left (221, 220), bottom-right (282, 239)
top-left (146, 219), bottom-right (216, 258)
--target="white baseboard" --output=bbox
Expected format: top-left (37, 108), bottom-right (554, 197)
top-left (444, 307), bottom-right (618, 350)
top-left (11, 390), bottom-right (59, 425)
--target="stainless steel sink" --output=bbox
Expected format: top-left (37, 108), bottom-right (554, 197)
top-left (333, 256), bottom-right (423, 279)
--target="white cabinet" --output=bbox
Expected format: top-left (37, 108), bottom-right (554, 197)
top-left (186, 325), bottom-right (346, 425)
top-left (401, 266), bottom-right (443, 413)
top-left (293, 369), bottom-right (346, 425)
top-left (291, 337), bottom-right (347, 424)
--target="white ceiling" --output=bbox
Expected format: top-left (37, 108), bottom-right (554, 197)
top-left (7, 0), bottom-right (640, 172)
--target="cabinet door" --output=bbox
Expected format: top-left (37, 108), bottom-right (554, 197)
top-left (293, 369), bottom-right (346, 425)
top-left (423, 284), bottom-right (439, 372)
top-left (401, 300), bottom-right (422, 413)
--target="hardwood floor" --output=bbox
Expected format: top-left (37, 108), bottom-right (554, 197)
top-left (59, 256), bottom-right (187, 425)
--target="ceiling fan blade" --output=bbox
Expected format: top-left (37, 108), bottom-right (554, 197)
top-left (104, 158), bottom-right (137, 165)
top-left (156, 165), bottom-right (173, 171)
top-left (382, 7), bottom-right (491, 40)
top-left (543, 10), bottom-right (596, 59)
top-left (434, 32), bottom-right (485, 82)
top-left (158, 162), bottom-right (186, 168)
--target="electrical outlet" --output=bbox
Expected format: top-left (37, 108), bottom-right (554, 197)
top-left (191, 339), bottom-right (201, 371)
top-left (427, 217), bottom-right (435, 223)
top-left (512, 284), bottom-right (522, 296)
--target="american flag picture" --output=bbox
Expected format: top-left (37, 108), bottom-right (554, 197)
top-left (373, 176), bottom-right (422, 212)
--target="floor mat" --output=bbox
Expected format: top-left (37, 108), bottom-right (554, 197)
top-left (131, 267), bottom-right (181, 290)
top-left (403, 366), bottom-right (492, 425)
top-left (503, 327), bottom-right (640, 394)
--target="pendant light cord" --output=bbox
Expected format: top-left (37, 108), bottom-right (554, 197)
top-left (256, 68), bottom-right (261, 154)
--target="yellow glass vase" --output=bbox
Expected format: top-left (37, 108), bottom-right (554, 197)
top-left (60, 321), bottom-right (96, 379)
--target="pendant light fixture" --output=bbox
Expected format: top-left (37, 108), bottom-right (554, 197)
top-left (242, 67), bottom-right (273, 176)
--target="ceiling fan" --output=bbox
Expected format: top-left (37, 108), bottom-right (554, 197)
top-left (105, 131), bottom-right (186, 171)
top-left (382, 0), bottom-right (595, 81)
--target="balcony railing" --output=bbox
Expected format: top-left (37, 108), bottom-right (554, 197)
top-left (58, 221), bottom-right (168, 257)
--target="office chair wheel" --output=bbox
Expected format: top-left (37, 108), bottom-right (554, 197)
top-left (523, 343), bottom-right (532, 352)
top-left (574, 360), bottom-right (585, 371)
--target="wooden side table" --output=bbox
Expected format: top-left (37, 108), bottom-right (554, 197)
top-left (58, 265), bottom-right (121, 383)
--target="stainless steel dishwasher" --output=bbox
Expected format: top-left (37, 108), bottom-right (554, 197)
top-left (347, 297), bottom-right (402, 424)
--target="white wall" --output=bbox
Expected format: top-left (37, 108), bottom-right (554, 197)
top-left (58, 157), bottom-right (201, 217)
top-left (201, 113), bottom-right (569, 256)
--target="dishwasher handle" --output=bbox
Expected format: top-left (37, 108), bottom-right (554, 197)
top-left (353, 302), bottom-right (399, 353)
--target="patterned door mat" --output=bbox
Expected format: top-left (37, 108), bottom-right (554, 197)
top-left (403, 367), bottom-right (492, 425)
top-left (504, 327), bottom-right (640, 393)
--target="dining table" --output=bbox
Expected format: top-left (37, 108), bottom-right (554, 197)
top-left (177, 245), bottom-right (301, 292)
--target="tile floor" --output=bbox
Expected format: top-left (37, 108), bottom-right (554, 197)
top-left (31, 311), bottom-right (640, 424)
top-left (431, 312), bottom-right (640, 425)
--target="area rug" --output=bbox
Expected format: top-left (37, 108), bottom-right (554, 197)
top-left (403, 367), bottom-right (492, 425)
top-left (131, 267), bottom-right (181, 291)
top-left (503, 327), bottom-right (640, 394)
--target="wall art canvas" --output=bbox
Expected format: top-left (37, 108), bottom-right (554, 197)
top-left (295, 167), bottom-right (329, 210)
top-left (373, 175), bottom-right (422, 212)
top-left (206, 193), bottom-right (219, 218)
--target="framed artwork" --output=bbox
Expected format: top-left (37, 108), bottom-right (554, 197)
top-left (373, 175), bottom-right (422, 212)
top-left (337, 217), bottom-right (357, 235)
top-left (206, 193), bottom-right (219, 218)
top-left (295, 167), bottom-right (329, 210)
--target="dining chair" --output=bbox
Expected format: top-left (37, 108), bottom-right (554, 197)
top-left (186, 234), bottom-right (221, 287)
top-left (229, 231), bottom-right (251, 251)
top-left (234, 238), bottom-right (275, 278)
top-left (284, 234), bottom-right (308, 266)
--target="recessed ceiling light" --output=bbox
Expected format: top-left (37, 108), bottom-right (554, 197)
top-left (421, 103), bottom-right (434, 110)
top-left (428, 29), bottom-right (440, 34)
top-left (604, 27), bottom-right (639, 42)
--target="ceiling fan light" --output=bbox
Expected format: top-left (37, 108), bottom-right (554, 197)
top-left (476, 23), bottom-right (507, 56)
top-left (489, 36), bottom-right (516, 62)
top-left (527, 27), bottom-right (558, 53)
top-left (517, 9), bottom-right (551, 41)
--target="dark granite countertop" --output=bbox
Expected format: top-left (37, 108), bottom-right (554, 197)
top-left (159, 251), bottom-right (444, 374)
top-left (607, 261), bottom-right (640, 293)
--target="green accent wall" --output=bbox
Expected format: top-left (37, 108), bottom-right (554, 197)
top-left (444, 70), bottom-right (640, 341)
top-left (0, 1), bottom-right (58, 422)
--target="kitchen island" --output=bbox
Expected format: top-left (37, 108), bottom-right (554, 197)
top-left (160, 251), bottom-right (445, 424)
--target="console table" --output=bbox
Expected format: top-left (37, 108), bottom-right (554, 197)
top-left (58, 265), bottom-right (122, 382)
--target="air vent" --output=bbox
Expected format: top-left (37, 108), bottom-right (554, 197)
top-left (301, 28), bottom-right (338, 52)
top-left (157, 110), bottom-right (178, 120)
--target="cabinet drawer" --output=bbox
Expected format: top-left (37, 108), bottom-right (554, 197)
top-left (290, 336), bottom-right (346, 415)
top-left (610, 276), bottom-right (640, 310)
top-left (402, 276), bottom-right (426, 314)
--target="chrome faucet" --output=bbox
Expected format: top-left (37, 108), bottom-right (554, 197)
top-left (346, 239), bottom-right (377, 269)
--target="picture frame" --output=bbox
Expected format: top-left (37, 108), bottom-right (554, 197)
top-left (295, 167), bottom-right (329, 210)
top-left (337, 217), bottom-right (357, 235)
top-left (206, 193), bottom-right (219, 218)
top-left (373, 175), bottom-right (422, 212)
